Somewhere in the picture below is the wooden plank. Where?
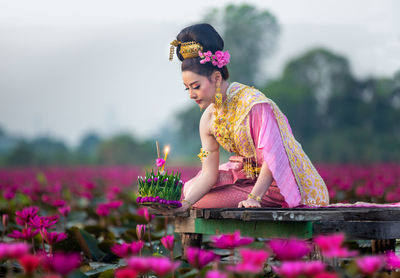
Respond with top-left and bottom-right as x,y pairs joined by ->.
200,207 -> 400,222
174,217 -> 196,233
313,221 -> 400,240
192,219 -> 313,238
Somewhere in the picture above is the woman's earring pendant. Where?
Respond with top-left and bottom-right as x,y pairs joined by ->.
215,85 -> 222,108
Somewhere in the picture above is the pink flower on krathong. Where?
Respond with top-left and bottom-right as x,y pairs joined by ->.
111,241 -> 144,257
115,267 -> 138,278
41,252 -> 81,276
268,238 -> 311,261
16,206 -> 39,226
136,224 -> 146,241
161,235 -> 174,251
211,230 -> 253,249
58,205 -> 71,217
136,207 -> 154,223
29,215 -> 59,230
19,254 -> 40,274
149,257 -> 180,276
187,247 -> 219,269
43,231 -> 68,245
386,251 -> 400,270
156,158 -> 165,167
206,270 -> 227,278
8,228 -> 39,240
272,261 -> 305,278
227,248 -> 269,274
356,255 -> 384,275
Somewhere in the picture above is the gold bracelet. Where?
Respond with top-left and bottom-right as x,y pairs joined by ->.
248,193 -> 261,202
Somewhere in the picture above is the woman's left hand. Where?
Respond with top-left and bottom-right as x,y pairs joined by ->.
238,198 -> 261,208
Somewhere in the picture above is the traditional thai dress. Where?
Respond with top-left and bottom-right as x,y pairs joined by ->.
183,82 -> 330,208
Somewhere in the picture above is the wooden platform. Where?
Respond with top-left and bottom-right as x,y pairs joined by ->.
173,207 -> 400,240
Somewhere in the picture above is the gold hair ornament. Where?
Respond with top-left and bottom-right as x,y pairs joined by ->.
169,40 -> 203,61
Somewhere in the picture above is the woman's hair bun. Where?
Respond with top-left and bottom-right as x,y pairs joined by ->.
176,23 -> 224,61
176,23 -> 229,80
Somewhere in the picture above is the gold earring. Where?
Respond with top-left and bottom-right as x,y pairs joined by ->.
215,85 -> 222,108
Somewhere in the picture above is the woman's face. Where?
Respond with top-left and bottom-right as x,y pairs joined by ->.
182,71 -> 216,110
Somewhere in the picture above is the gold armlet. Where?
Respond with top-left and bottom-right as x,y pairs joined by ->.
197,148 -> 210,162
248,193 -> 262,202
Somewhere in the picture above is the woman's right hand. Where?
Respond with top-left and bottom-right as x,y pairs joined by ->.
238,198 -> 261,208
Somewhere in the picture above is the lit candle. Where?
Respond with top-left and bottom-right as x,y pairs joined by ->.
161,145 -> 170,172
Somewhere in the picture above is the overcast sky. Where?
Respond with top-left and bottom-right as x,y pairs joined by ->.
0,0 -> 399,146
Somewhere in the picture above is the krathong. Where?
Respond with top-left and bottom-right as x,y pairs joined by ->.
136,149 -> 183,208
136,170 -> 183,208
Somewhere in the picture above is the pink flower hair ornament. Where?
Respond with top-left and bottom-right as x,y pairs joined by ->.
198,50 -> 230,68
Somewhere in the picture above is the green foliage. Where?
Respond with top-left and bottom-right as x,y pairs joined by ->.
262,48 -> 400,162
205,4 -> 280,85
97,133 -> 153,165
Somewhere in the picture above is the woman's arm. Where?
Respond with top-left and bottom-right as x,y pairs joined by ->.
238,161 -> 273,208
182,108 -> 220,206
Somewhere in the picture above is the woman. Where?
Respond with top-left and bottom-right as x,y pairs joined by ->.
170,23 -> 329,211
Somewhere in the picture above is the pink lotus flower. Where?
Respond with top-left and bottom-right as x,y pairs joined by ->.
115,267 -> 138,278
0,244 -> 7,260
136,207 -> 154,223
161,235 -> 174,251
211,230 -> 253,249
16,206 -> 39,226
302,261 -> 326,276
314,272 -> 339,278
96,204 -> 110,217
29,215 -> 59,230
51,199 -> 67,207
386,251 -> 400,270
272,261 -> 305,278
8,228 -> 39,240
227,248 -> 269,274
127,257 -> 152,273
111,241 -> 144,257
187,247 -> 219,269
3,188 -> 16,200
5,242 -> 31,259
149,257 -> 180,276
314,233 -> 344,251
268,238 -> 311,261
105,200 -> 123,209
156,158 -> 165,167
41,252 -> 81,276
313,233 -> 358,258
136,224 -> 146,241
43,231 -> 68,245
356,255 -> 384,275
206,270 -> 227,278
58,206 -> 71,217
19,254 -> 40,274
